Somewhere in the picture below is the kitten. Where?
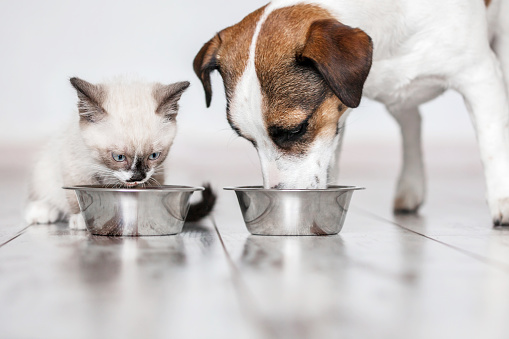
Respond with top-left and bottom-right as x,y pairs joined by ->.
25,77 -> 215,229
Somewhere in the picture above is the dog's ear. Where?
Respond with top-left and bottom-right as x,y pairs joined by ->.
299,19 -> 373,108
193,35 -> 221,107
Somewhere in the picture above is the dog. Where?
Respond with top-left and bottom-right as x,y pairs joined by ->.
193,0 -> 509,225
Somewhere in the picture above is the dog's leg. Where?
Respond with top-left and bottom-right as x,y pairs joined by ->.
492,34 -> 509,100
455,53 -> 509,225
389,105 -> 425,214
492,0 -> 509,98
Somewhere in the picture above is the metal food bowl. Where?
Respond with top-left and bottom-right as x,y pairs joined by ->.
224,186 -> 364,236
64,185 -> 204,236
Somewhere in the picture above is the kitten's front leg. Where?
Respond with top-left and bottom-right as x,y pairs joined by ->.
65,189 -> 86,230
69,213 -> 87,230
25,201 -> 61,224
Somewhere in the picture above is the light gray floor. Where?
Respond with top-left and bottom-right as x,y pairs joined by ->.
2,140 -> 509,339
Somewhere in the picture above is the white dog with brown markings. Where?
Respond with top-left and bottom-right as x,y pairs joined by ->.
194,0 -> 509,225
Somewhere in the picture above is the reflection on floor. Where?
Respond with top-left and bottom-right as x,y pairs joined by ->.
1,141 -> 509,339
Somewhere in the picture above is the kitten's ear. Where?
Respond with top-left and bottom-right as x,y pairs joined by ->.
70,77 -> 106,123
153,81 -> 190,121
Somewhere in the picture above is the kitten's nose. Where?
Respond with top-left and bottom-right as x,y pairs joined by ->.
127,172 -> 145,182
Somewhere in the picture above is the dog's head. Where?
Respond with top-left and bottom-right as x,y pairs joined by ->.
194,4 -> 372,188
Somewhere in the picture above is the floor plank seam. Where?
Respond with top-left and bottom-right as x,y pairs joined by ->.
352,206 -> 509,273
0,225 -> 29,249
210,217 -> 279,339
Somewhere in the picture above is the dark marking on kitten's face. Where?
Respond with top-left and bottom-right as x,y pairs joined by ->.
128,158 -> 149,182
99,148 -> 169,184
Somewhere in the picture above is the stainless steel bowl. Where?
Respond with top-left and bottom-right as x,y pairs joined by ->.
224,186 -> 364,236
63,185 -> 204,236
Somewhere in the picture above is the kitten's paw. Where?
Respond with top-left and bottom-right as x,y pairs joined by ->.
25,202 -> 60,224
488,196 -> 509,226
393,178 -> 425,214
69,214 -> 87,230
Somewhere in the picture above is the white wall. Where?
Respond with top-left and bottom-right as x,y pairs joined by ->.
0,0 -> 477,151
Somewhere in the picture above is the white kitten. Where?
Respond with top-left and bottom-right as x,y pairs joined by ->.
25,77 -> 214,229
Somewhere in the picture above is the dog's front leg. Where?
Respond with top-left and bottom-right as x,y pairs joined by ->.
389,105 -> 426,213
456,54 -> 509,225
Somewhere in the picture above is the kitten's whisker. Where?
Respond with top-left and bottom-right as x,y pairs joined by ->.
147,177 -> 162,187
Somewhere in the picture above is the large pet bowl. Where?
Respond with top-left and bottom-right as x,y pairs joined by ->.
64,185 -> 204,236
224,186 -> 364,236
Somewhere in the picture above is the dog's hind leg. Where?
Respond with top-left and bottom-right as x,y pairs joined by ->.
389,105 -> 426,214
455,51 -> 509,226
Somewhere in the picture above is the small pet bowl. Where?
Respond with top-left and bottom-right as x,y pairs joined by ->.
224,186 -> 364,236
64,185 -> 204,236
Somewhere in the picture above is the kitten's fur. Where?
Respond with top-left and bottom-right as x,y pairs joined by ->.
25,77 -> 215,229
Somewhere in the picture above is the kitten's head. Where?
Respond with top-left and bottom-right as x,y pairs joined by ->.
70,77 -> 189,187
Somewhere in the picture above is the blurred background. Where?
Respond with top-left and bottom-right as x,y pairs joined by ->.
0,0 -> 481,199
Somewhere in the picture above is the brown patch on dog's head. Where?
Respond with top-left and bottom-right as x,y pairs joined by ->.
484,0 -> 492,6
194,3 -> 372,157
193,5 -> 267,107
254,5 -> 372,111
255,4 -> 370,154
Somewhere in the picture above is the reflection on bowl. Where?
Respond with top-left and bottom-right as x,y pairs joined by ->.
224,186 -> 364,236
64,185 -> 204,236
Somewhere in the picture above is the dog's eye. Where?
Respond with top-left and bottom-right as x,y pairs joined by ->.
268,119 -> 309,148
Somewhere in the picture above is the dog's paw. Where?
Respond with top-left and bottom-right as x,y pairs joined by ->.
393,179 -> 425,214
69,213 -> 87,230
489,196 -> 509,226
25,201 -> 60,224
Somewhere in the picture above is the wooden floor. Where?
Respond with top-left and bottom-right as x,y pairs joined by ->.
2,140 -> 509,339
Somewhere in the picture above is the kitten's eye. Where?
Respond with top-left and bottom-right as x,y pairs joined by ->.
112,153 -> 126,162
148,152 -> 161,160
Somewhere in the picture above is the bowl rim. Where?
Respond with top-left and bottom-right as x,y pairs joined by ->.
223,185 -> 365,192
63,185 -> 205,192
